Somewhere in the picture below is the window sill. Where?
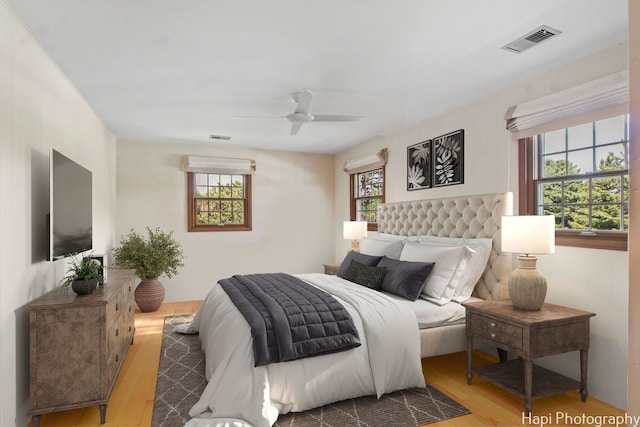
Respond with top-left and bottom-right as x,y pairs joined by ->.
555,230 -> 627,251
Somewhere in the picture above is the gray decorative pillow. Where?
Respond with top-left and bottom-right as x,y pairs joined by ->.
337,252 -> 384,278
377,257 -> 435,301
343,260 -> 387,290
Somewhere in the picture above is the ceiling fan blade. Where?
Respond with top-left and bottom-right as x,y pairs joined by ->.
290,122 -> 303,135
231,116 -> 284,119
294,90 -> 313,115
311,115 -> 363,122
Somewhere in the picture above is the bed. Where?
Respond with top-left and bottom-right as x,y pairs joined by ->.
182,192 -> 513,427
376,191 -> 513,357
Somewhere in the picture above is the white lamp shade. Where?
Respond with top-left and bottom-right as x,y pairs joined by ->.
501,215 -> 555,255
343,221 -> 368,240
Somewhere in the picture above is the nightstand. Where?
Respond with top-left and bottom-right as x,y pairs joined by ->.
463,299 -> 595,415
323,263 -> 340,275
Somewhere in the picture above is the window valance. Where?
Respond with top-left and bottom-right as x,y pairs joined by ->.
505,70 -> 629,137
343,148 -> 388,174
183,156 -> 256,174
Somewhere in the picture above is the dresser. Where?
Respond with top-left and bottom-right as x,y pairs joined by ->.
28,269 -> 136,426
463,299 -> 595,415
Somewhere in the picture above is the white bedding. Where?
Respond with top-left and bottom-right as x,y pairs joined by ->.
181,273 -> 426,427
384,293 -> 481,329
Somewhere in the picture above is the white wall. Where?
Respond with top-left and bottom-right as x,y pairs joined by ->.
0,3 -> 117,426
333,43 -> 629,409
116,140 -> 335,302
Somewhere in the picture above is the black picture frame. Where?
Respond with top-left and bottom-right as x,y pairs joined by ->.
407,140 -> 432,191
433,129 -> 464,187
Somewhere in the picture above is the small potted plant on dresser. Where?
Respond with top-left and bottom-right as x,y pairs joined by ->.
112,227 -> 185,312
59,253 -> 104,295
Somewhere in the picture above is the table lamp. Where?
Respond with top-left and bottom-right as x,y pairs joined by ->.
501,215 -> 555,310
343,221 -> 368,252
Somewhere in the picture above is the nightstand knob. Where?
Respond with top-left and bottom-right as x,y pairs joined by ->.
490,322 -> 496,327
490,333 -> 497,338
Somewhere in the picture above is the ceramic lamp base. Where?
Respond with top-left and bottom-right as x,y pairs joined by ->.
508,255 -> 547,311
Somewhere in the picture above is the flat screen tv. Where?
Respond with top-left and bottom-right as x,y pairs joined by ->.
48,148 -> 93,261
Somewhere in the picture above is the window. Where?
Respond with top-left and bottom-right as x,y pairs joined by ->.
350,167 -> 385,231
519,114 -> 629,250
187,172 -> 252,232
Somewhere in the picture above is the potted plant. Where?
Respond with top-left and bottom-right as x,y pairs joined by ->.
59,253 -> 104,295
112,227 -> 185,312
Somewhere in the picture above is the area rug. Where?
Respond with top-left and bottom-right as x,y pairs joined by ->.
152,315 -> 470,427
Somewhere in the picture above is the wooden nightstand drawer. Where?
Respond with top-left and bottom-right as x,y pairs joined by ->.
469,313 -> 523,350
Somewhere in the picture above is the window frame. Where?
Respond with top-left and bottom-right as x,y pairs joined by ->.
518,126 -> 628,251
187,172 -> 252,232
349,166 -> 385,232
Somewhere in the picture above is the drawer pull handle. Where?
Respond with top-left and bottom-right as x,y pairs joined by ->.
115,303 -> 119,311
116,354 -> 119,363
490,333 -> 497,338
115,328 -> 119,337
129,326 -> 132,332
490,322 -> 496,327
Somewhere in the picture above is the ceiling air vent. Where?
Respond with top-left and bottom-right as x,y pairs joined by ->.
502,25 -> 562,54
209,134 -> 232,141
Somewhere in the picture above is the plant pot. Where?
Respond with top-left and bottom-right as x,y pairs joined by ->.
72,278 -> 98,295
135,278 -> 165,312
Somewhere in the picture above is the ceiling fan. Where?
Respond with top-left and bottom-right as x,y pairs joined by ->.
243,90 -> 362,135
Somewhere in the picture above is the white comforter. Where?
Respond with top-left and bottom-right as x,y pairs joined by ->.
181,273 -> 425,427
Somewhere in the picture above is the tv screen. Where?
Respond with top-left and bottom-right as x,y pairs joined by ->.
49,149 -> 93,260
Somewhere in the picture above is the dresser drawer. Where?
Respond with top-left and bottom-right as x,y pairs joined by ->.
469,313 -> 523,350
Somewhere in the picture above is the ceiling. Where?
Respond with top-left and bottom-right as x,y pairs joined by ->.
6,0 -> 628,154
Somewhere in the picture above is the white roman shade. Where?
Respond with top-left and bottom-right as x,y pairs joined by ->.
183,156 -> 256,174
505,70 -> 629,138
343,148 -> 388,174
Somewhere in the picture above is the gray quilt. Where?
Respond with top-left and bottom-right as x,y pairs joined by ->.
219,273 -> 361,366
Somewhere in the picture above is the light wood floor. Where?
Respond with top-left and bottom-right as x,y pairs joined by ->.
31,300 -> 624,427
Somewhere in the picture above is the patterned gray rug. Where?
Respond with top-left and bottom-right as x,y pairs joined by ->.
152,316 -> 470,427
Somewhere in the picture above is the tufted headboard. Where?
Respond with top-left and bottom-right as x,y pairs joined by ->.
377,192 -> 513,301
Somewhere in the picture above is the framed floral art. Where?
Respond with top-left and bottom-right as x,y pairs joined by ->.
407,140 -> 432,191
433,129 -> 464,187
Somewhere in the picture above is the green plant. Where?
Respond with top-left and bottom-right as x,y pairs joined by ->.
59,253 -> 104,291
112,227 -> 185,279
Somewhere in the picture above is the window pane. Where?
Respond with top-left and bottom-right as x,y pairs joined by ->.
540,181 -> 562,205
592,176 -> 621,203
596,144 -> 627,171
567,123 -> 593,150
196,186 -> 209,197
231,184 -> 244,198
195,174 -> 208,186
564,205 -> 589,230
567,148 -> 593,174
592,204 -> 621,230
596,115 -> 626,145
542,154 -> 566,177
542,129 -> 565,154
564,179 -> 589,204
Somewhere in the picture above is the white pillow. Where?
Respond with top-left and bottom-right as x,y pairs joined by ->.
399,241 -> 471,305
359,238 -> 404,259
418,236 -> 492,302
